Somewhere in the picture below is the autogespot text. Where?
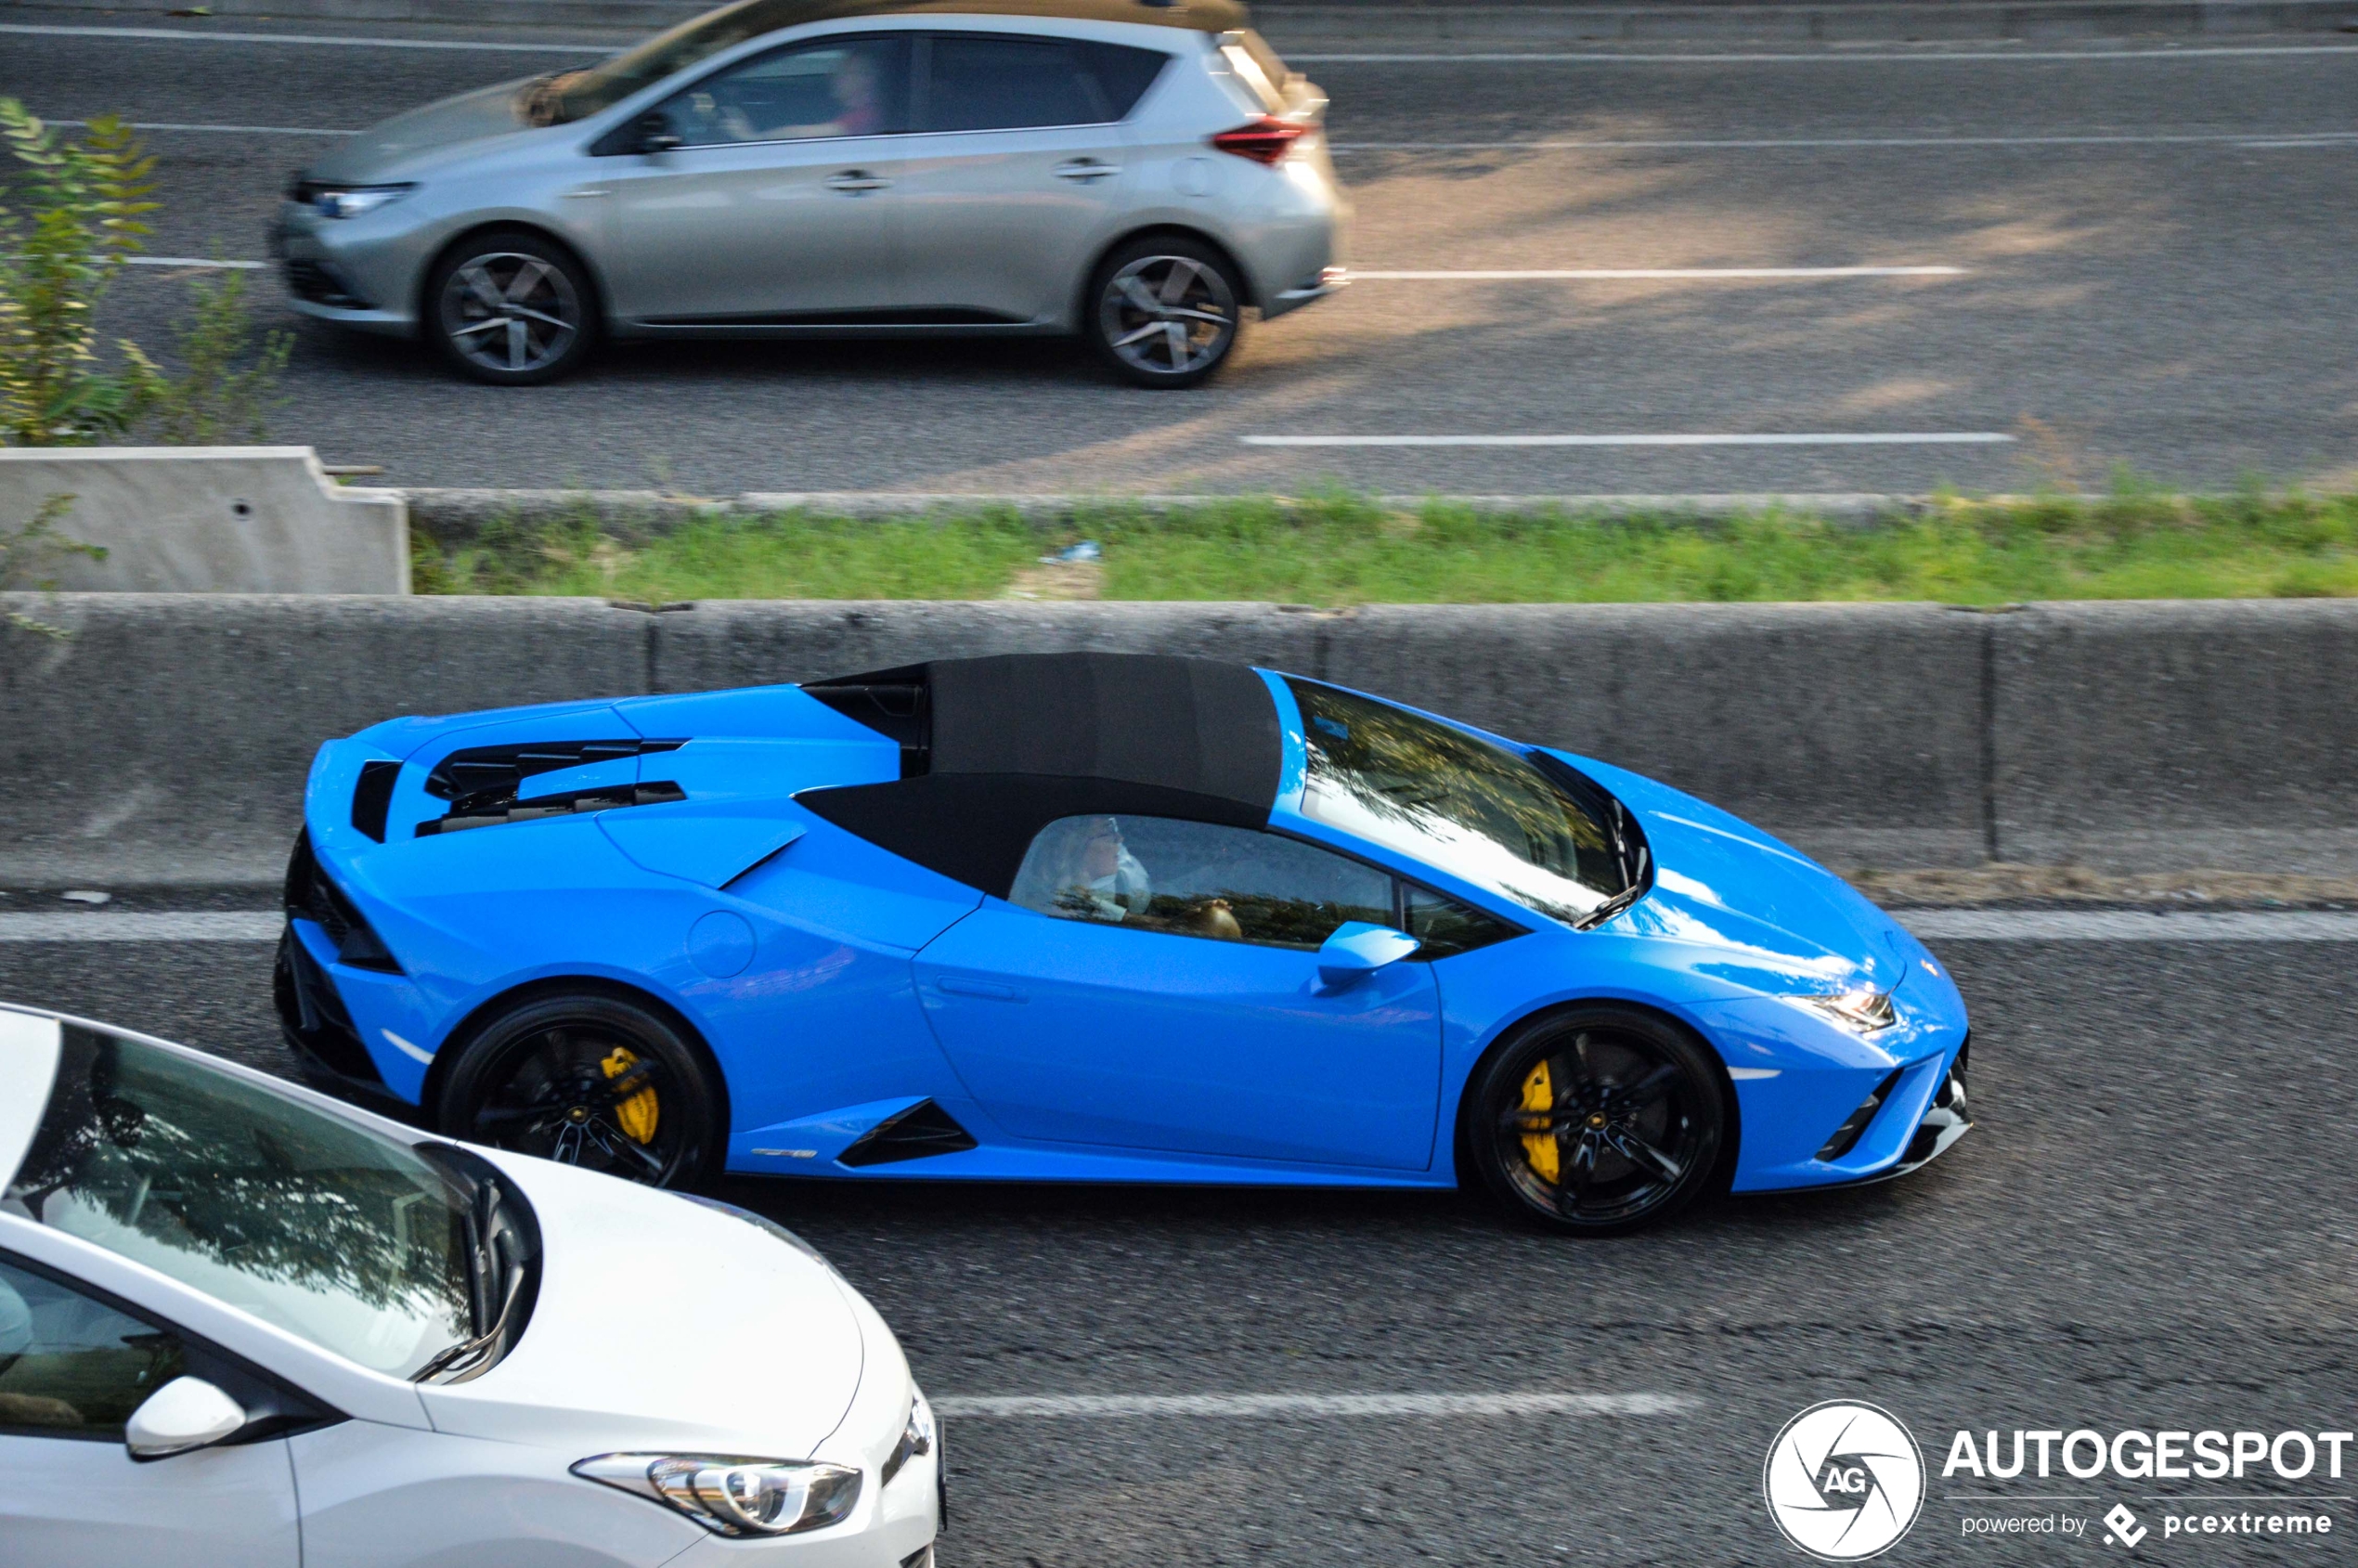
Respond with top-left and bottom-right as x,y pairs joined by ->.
1943,1429 -> 2353,1481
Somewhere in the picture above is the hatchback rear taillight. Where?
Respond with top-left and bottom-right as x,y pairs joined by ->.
1210,116 -> 1306,166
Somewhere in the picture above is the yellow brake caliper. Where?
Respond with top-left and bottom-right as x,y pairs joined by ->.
1520,1060 -> 1559,1184
602,1046 -> 661,1145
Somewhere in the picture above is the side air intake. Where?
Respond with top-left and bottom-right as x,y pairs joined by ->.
1816,1069 -> 1903,1162
837,1101 -> 978,1168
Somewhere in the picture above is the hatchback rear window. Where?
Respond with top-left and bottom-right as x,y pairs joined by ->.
920,34 -> 1170,131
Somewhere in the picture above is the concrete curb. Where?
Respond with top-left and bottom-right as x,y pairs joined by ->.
6,594 -> 2355,886
395,488 -> 1937,539
3,447 -> 408,594
9,0 -> 2356,43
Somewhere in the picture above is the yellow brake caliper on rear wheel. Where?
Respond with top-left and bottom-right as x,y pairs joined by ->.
1520,1060 -> 1559,1184
602,1046 -> 661,1145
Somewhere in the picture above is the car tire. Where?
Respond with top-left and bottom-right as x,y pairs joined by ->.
1464,1005 -> 1728,1237
1083,235 -> 1246,389
425,228 -> 599,385
437,991 -> 724,1189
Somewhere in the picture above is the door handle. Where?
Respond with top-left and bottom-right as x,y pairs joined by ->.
825,170 -> 890,193
1053,159 -> 1121,182
935,977 -> 1027,1002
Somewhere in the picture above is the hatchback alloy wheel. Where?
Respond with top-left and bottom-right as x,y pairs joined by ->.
427,229 -> 598,384
1086,238 -> 1243,388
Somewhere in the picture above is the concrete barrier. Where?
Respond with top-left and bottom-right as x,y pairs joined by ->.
0,595 -> 643,884
1,447 -> 408,595
3,593 -> 2353,884
1994,601 -> 2358,875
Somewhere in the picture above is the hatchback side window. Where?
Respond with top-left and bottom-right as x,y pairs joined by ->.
920,34 -> 1107,132
1009,814 -> 1393,949
662,34 -> 909,147
0,1258 -> 185,1442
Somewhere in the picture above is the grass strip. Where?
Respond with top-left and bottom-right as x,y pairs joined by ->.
411,488 -> 2358,604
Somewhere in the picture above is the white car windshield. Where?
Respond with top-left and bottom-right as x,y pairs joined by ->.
2,1025 -> 480,1378
1287,678 -> 1639,927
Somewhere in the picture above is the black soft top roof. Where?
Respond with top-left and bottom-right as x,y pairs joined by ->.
800,653 -> 1282,894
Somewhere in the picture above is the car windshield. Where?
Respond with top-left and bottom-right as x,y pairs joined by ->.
525,0 -> 789,123
1287,678 -> 1633,927
2,1025 -> 479,1378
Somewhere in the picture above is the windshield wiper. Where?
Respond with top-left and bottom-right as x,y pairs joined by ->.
1574,878 -> 1646,932
413,1232 -> 525,1382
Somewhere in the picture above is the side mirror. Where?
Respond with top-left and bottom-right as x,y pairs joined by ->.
635,111 -> 683,154
125,1376 -> 247,1460
1316,921 -> 1420,990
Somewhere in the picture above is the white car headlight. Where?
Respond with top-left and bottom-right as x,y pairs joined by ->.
309,184 -> 414,219
1798,989 -> 1898,1032
571,1453 -> 861,1536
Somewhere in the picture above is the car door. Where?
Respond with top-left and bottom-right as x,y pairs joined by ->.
893,32 -> 1157,323
598,32 -> 912,324
0,1256 -> 302,1568
914,813 -> 1444,1170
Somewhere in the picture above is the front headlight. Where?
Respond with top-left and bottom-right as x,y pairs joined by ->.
1798,989 -> 1898,1032
302,183 -> 415,219
881,1391 -> 936,1486
571,1453 -> 861,1536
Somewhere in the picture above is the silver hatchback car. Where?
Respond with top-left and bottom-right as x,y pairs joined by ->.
275,0 -> 1345,387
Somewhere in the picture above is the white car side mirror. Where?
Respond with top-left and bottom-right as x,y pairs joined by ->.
125,1376 -> 248,1460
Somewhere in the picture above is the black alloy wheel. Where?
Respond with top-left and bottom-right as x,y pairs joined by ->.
438,992 -> 722,1189
1083,234 -> 1244,389
1467,1006 -> 1726,1236
426,228 -> 598,385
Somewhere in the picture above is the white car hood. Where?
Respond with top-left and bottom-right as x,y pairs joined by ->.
415,1151 -> 864,1458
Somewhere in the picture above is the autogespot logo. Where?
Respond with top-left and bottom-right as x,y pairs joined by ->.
1765,1401 -> 1928,1561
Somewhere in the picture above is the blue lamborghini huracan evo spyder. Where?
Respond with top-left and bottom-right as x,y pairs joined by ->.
280,653 -> 1970,1234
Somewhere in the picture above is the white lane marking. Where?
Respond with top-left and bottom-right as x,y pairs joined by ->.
1291,45 -> 2358,63
932,1393 -> 1697,1419
0,913 -> 281,941
1337,132 -> 2358,150
381,1029 -> 434,1064
1241,433 -> 2015,447
1351,266 -> 1964,279
127,256 -> 268,269
0,22 -> 612,51
121,122 -> 352,136
1901,910 -> 2358,941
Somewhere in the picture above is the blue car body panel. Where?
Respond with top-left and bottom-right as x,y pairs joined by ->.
287,657 -> 1970,1198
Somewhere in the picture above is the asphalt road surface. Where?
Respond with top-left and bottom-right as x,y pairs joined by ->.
3,903 -> 2352,1564
7,13 -> 2358,496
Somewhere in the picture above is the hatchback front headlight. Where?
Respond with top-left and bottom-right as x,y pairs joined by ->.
298,183 -> 415,219
1798,989 -> 1898,1032
572,1453 -> 861,1536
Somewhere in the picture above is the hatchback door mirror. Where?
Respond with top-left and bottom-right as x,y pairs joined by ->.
125,1376 -> 248,1460
635,111 -> 683,154
1316,921 -> 1421,990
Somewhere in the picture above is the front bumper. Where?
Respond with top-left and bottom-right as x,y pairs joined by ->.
273,200 -> 422,335
1830,1040 -> 1973,1187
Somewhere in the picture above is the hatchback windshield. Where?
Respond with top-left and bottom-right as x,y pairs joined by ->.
1287,679 -> 1635,927
526,0 -> 794,123
3,1025 -> 477,1378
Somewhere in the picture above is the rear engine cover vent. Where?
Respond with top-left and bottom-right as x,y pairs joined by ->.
424,738 -> 685,801
418,781 -> 687,837
837,1100 -> 978,1167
